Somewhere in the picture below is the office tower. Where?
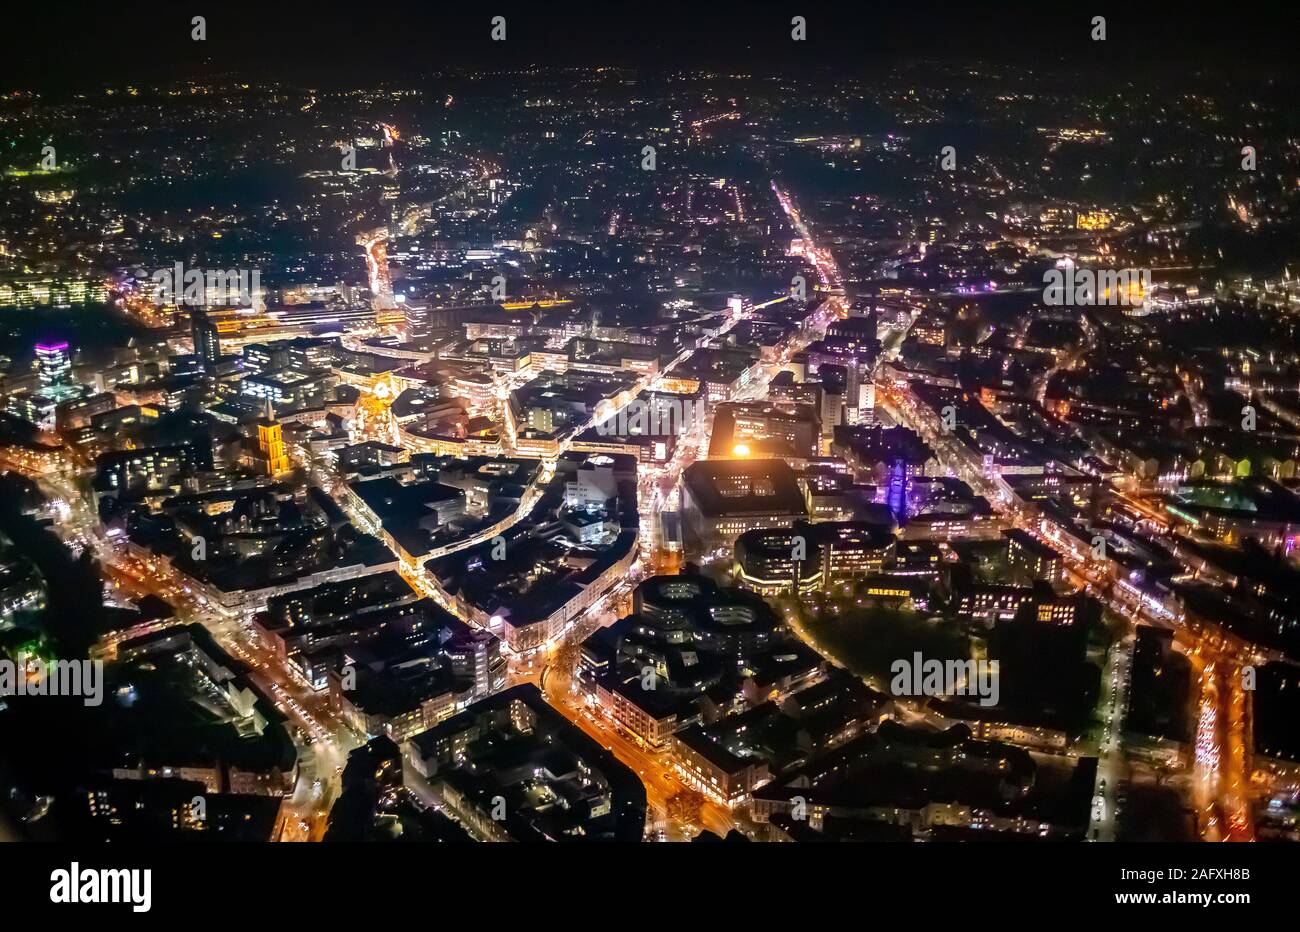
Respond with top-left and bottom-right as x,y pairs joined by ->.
191,309 -> 221,369
35,341 -> 72,391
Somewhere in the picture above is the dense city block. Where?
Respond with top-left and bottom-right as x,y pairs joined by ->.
0,6 -> 1296,858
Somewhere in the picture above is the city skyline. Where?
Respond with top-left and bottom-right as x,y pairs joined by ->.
0,2 -> 1292,910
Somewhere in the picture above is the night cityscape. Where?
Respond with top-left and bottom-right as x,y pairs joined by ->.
0,0 -> 1294,906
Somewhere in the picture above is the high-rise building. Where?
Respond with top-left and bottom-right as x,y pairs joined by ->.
35,341 -> 72,391
819,365 -> 846,437
860,381 -> 877,425
402,301 -> 431,341
191,309 -> 221,369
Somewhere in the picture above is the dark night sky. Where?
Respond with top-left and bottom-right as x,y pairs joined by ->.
3,1 -> 1296,89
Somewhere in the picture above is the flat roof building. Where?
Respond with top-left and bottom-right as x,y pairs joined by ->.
681,458 -> 807,555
